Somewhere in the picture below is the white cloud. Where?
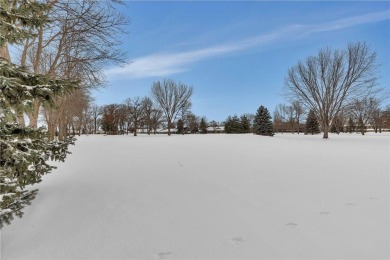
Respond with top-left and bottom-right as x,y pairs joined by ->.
106,10 -> 390,80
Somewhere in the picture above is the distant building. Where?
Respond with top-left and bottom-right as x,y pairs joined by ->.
206,126 -> 225,133
156,128 -> 178,134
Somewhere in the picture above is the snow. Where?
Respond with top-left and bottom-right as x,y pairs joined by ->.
1,133 -> 389,259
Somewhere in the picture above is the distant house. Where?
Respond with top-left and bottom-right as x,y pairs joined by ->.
206,126 -> 225,133
156,128 -> 178,134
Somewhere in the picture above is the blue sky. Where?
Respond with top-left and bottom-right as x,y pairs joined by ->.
93,1 -> 390,122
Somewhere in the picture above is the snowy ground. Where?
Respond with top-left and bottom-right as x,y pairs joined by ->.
1,133 -> 389,259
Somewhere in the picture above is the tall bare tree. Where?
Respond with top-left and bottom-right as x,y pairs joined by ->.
273,104 -> 287,133
285,42 -> 378,139
382,105 -> 390,130
186,112 -> 199,134
19,0 -> 128,131
292,100 -> 305,134
347,97 -> 381,135
151,79 -> 193,136
150,107 -> 164,134
124,97 -> 146,136
90,104 -> 102,134
283,105 -> 295,133
142,97 -> 154,135
370,108 -> 383,133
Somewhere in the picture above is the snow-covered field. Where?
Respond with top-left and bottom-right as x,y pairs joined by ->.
1,133 -> 389,259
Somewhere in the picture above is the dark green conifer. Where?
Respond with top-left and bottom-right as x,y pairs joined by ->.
254,106 -> 274,136
200,118 -> 207,134
177,119 -> 184,134
224,115 -> 242,134
305,109 -> 320,135
240,115 -> 251,133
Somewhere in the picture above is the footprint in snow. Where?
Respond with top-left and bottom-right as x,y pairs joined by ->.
178,161 -> 183,167
229,237 -> 245,246
286,222 -> 298,228
319,211 -> 330,216
153,252 -> 172,260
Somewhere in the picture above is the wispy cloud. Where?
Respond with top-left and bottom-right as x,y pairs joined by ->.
106,10 -> 390,80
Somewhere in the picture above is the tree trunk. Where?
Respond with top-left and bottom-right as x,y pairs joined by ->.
322,121 -> 330,139
58,118 -> 64,141
48,121 -> 56,141
17,111 -> 26,127
27,99 -> 40,128
0,45 -> 11,60
322,128 -> 329,139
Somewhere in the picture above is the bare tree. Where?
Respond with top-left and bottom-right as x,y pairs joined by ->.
382,105 -> 390,131
273,104 -> 287,133
330,111 -> 346,134
124,97 -> 146,136
19,0 -> 128,130
283,105 -> 295,133
347,97 -> 380,135
90,104 -> 102,134
292,100 -> 305,134
142,97 -> 154,135
101,104 -> 120,135
186,112 -> 199,134
151,79 -> 193,136
118,104 -> 128,134
285,42 -> 378,139
370,108 -> 383,133
150,108 -> 164,134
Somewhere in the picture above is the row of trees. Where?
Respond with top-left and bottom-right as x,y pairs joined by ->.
65,41 -> 390,140
272,99 -> 390,135
224,114 -> 253,134
74,79 -> 196,136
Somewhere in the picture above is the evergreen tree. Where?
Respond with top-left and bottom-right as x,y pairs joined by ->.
0,1 -> 78,228
199,118 -> 207,134
224,115 -> 242,134
240,115 -> 251,133
305,109 -> 320,135
254,106 -> 274,136
346,116 -> 355,134
224,116 -> 233,133
231,115 -> 242,133
0,0 -> 50,59
177,119 -> 184,134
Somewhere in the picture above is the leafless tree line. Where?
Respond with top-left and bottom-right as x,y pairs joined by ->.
273,101 -> 306,133
98,97 -> 164,136
273,97 -> 390,135
4,0 -> 128,140
88,79 -> 194,136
